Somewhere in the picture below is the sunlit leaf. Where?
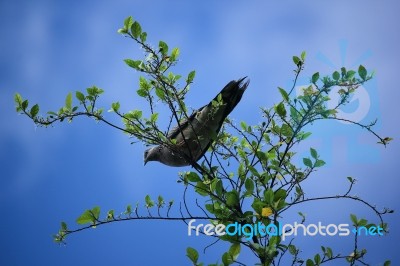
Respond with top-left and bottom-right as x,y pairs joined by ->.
186,247 -> 199,263
170,47 -> 180,61
187,70 -> 196,83
76,91 -> 85,102
228,243 -> 241,261
65,93 -> 72,110
278,87 -> 289,102
159,41 -> 168,55
262,207 -> 273,217
131,21 -> 142,38
30,104 -> 39,118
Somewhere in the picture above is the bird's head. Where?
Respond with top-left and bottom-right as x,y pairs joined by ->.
143,146 -> 160,166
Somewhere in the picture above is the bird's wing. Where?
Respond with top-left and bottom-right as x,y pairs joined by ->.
166,106 -> 205,139
164,77 -> 249,163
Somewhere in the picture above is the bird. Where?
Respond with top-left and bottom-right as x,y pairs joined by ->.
144,77 -> 249,167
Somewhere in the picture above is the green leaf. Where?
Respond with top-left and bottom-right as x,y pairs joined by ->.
159,41 -> 168,55
124,59 -> 142,70
150,112 -> 159,123
240,121 -> 248,132
157,195 -> 164,207
86,86 -> 95,96
384,260 -> 391,266
30,104 -> 39,118
292,56 -> 300,65
278,87 -> 289,102
315,159 -> 326,167
245,178 -> 254,194
358,65 -> 367,80
186,172 -> 201,182
195,181 -> 209,196
140,32 -> 147,43
341,67 -> 347,77
281,124 -> 293,137
275,102 -> 286,118
91,206 -> 100,220
76,207 -> 99,225
347,70 -> 356,79
256,150 -> 267,162
350,214 -> 358,225
266,149 -> 276,160
125,204 -> 132,215
290,107 -> 299,123
311,72 -> 319,84
14,93 -> 23,105
65,93 -> 73,110
248,165 -> 260,177
76,91 -> 85,102
61,221 -> 67,231
145,195 -> 154,208
306,259 -> 315,266
222,252 -> 233,266
228,243 -> 241,261
303,158 -> 312,168
274,189 -> 287,201
326,247 -> 333,258
314,254 -> 321,264
226,191 -> 239,207
205,203 -> 215,214
111,102 -> 120,112
131,21 -> 142,38
21,99 -> 29,111
264,189 -> 274,204
301,51 -> 306,61
332,71 -> 340,81
170,47 -> 180,61
137,88 -> 148,97
358,219 -> 368,227
123,16 -> 133,30
186,247 -> 199,263
76,210 -> 93,225
107,210 -> 114,220
128,110 -> 142,119
187,70 -> 196,83
251,198 -> 265,215
298,131 -> 312,140
215,180 -> 223,197
310,148 -> 317,159
155,87 -> 166,100
117,28 -> 128,34
288,245 -> 297,255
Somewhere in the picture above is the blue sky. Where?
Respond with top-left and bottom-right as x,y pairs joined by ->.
1,0 -> 399,265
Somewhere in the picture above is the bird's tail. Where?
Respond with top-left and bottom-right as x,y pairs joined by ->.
218,77 -> 249,116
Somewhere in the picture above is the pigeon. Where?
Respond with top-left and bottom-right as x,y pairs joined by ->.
144,77 -> 249,167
